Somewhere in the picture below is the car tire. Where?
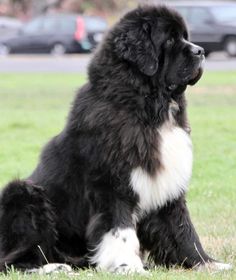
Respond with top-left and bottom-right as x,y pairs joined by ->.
224,36 -> 236,57
0,44 -> 10,56
50,43 -> 67,56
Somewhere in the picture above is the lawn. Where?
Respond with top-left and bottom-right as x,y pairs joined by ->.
0,71 -> 235,279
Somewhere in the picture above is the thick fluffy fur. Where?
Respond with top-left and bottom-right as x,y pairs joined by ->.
0,5 -> 224,273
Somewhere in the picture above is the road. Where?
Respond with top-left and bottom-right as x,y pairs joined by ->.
0,52 -> 235,73
0,54 -> 90,73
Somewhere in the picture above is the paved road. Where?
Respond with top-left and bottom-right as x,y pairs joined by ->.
205,52 -> 236,71
0,52 -> 235,73
0,54 -> 91,73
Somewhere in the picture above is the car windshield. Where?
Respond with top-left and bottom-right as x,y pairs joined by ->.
211,6 -> 236,23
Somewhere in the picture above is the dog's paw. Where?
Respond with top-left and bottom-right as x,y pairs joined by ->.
26,263 -> 73,274
111,256 -> 147,275
113,263 -> 147,275
197,261 -> 232,272
41,263 -> 73,274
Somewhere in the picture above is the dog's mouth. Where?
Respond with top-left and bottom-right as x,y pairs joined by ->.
167,67 -> 203,91
187,67 -> 203,85
187,55 -> 205,85
181,54 -> 205,86
166,56 -> 205,91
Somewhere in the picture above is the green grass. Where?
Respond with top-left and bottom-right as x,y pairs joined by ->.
0,72 -> 235,279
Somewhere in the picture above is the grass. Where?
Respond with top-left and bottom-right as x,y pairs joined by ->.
0,71 -> 235,279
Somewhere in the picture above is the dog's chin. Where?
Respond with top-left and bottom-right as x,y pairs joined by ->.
187,67 -> 203,86
167,66 -> 204,92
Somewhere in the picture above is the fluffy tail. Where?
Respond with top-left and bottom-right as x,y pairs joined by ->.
0,180 -> 58,271
0,246 -> 33,272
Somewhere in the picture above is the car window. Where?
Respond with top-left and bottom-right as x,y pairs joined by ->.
211,6 -> 236,23
42,17 -> 58,33
0,18 -> 22,29
23,18 -> 43,34
174,7 -> 190,22
59,18 -> 76,33
35,16 -> 76,33
189,7 -> 211,25
84,17 -> 107,32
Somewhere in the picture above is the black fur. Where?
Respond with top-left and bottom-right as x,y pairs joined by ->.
0,5 -> 214,272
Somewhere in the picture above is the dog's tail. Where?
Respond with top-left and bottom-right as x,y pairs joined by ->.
0,179 -> 58,271
0,245 -> 33,272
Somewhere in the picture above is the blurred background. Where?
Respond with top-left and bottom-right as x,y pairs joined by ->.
0,0 -> 236,72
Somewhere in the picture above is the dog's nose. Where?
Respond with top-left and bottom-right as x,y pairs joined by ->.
191,44 -> 205,56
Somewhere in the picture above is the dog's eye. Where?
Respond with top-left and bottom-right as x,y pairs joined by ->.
166,38 -> 175,46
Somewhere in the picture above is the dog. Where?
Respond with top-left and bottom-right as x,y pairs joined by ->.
0,5 -> 231,274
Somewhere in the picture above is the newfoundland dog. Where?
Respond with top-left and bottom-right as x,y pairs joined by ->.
0,5 -> 231,273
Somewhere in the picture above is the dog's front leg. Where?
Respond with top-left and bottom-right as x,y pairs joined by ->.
86,204 -> 145,274
137,195 -> 214,269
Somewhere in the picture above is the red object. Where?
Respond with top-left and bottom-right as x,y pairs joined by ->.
74,16 -> 85,41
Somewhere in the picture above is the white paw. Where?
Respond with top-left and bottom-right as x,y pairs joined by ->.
210,262 -> 232,271
111,255 -> 146,274
197,261 -> 232,272
26,263 -> 73,274
92,228 -> 146,274
113,264 -> 147,274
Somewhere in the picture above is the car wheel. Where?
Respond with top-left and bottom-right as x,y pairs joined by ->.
50,43 -> 67,56
224,37 -> 236,57
0,44 -> 10,56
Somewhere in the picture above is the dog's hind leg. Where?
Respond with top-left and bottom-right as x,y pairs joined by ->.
0,180 -> 60,272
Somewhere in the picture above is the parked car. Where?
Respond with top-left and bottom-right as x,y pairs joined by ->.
168,1 -> 236,57
0,16 -> 23,38
0,13 -> 108,55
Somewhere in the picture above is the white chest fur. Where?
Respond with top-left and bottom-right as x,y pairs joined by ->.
130,125 -> 193,213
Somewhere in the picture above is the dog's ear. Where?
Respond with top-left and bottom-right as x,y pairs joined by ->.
114,22 -> 159,76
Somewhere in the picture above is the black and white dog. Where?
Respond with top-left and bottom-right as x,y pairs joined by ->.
0,5 -> 231,273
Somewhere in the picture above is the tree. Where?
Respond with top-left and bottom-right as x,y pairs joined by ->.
48,0 -> 137,14
10,0 -> 31,13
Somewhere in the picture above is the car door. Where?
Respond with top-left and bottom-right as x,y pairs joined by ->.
12,17 -> 44,53
40,17 -> 60,52
188,7 -> 221,45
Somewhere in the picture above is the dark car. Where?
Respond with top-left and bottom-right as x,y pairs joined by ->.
0,16 -> 23,39
168,1 -> 236,57
0,13 -> 108,55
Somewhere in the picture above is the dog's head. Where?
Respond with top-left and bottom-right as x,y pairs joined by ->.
112,5 -> 204,91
